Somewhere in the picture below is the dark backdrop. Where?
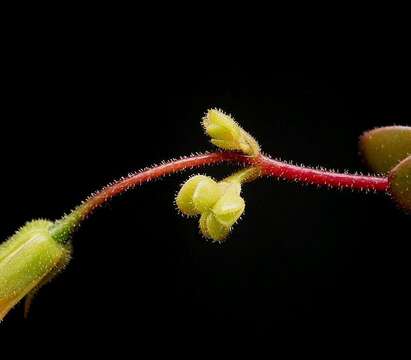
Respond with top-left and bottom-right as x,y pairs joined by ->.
0,35 -> 410,350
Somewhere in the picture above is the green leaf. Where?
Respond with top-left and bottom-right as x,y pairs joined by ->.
389,155 -> 411,213
360,126 -> 411,174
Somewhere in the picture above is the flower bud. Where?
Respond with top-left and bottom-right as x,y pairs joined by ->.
177,169 -> 254,242
389,155 -> 411,213
202,109 -> 260,156
0,220 -> 72,321
199,212 -> 230,242
198,182 -> 245,242
212,183 -> 245,227
176,175 -> 221,216
360,126 -> 411,174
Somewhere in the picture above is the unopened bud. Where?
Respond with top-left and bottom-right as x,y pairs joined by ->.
0,220 -> 72,321
389,155 -> 411,213
199,212 -> 231,242
212,183 -> 245,228
202,109 -> 260,156
176,168 -> 257,242
176,175 -> 221,216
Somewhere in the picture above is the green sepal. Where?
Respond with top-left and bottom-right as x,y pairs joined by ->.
199,212 -> 230,242
0,219 -> 72,320
360,126 -> 411,174
24,242 -> 72,318
389,155 -> 411,213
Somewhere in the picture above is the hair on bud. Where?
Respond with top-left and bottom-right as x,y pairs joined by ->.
176,169 -> 249,242
0,220 -> 72,321
202,108 -> 261,156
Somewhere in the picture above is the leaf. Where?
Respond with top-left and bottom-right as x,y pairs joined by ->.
389,155 -> 411,213
360,126 -> 411,174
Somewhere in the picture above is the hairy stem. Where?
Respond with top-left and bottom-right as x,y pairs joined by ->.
50,152 -> 389,243
257,156 -> 389,191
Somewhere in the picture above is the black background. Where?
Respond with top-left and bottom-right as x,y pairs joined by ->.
1,26 -> 410,351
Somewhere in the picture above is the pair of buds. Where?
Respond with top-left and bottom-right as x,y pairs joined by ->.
176,175 -> 245,242
175,109 -> 261,242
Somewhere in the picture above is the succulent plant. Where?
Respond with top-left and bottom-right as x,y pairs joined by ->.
0,109 -> 409,321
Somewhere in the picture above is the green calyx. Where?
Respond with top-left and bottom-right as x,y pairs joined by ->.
0,220 -> 72,320
389,156 -> 411,213
360,126 -> 411,174
360,125 -> 411,212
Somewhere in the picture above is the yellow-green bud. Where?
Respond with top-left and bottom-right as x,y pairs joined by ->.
198,182 -> 245,242
176,174 -> 247,242
199,212 -> 231,242
212,182 -> 245,227
0,220 -> 71,321
202,109 -> 261,156
176,166 -> 260,242
176,175 -> 221,216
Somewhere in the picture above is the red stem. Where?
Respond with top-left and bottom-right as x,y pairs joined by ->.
82,152 -> 388,211
81,151 -> 388,214
257,155 -> 389,191
81,152 -> 250,214
51,151 -> 389,242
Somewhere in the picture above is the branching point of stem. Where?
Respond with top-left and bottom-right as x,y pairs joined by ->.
50,152 -> 388,243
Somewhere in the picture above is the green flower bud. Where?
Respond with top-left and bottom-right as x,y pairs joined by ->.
0,220 -> 71,321
199,212 -> 211,239
360,126 -> 411,174
177,167 -> 259,242
197,182 -> 245,242
202,109 -> 261,156
199,212 -> 231,242
389,155 -> 411,213
212,183 -> 245,228
176,175 -> 221,216
192,177 -> 222,213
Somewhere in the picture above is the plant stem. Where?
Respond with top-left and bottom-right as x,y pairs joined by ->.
50,152 -> 247,242
50,152 -> 389,243
257,155 -> 389,191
